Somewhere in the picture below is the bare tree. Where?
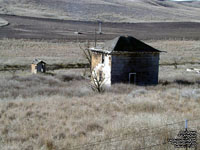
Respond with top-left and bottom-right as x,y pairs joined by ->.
80,41 -> 105,93
80,41 -> 92,68
90,70 -> 105,93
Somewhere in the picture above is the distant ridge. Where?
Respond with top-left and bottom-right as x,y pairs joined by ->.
0,0 -> 200,23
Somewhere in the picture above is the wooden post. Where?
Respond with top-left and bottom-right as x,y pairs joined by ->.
185,120 -> 188,130
99,21 -> 102,33
185,120 -> 188,150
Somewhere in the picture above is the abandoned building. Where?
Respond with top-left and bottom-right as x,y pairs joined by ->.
31,59 -> 46,74
90,36 -> 161,86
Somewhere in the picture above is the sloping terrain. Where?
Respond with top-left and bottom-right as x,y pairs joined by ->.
1,14 -> 200,41
0,0 -> 200,22
0,17 -> 8,27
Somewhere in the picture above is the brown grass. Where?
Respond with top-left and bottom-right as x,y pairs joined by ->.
0,39 -> 199,67
0,72 -> 200,150
0,38 -> 200,150
0,73 -> 92,99
147,40 -> 200,65
0,39 -> 86,66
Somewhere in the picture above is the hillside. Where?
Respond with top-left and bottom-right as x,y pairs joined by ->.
0,17 -> 8,27
0,0 -> 200,23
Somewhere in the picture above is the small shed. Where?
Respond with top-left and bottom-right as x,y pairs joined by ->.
90,36 -> 162,86
31,59 -> 46,74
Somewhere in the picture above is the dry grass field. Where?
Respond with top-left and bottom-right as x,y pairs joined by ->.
0,73 -> 200,150
0,38 -> 200,150
148,40 -> 200,65
0,39 -> 86,66
0,1 -> 200,149
0,39 -> 199,67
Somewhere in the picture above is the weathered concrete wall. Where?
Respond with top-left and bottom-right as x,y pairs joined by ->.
91,52 -> 102,70
91,52 -> 111,86
102,54 -> 111,85
111,53 -> 160,85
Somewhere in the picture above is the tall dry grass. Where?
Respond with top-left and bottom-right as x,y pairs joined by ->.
0,73 -> 200,150
0,38 -> 200,150
0,73 -> 92,99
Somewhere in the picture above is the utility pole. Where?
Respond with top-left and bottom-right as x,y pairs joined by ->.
94,28 -> 97,48
97,21 -> 103,34
98,21 -> 102,34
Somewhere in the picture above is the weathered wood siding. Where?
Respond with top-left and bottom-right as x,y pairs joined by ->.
31,63 -> 46,74
37,63 -> 46,73
31,64 -> 37,74
111,53 -> 160,85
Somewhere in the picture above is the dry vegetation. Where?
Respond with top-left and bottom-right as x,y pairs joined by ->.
0,39 -> 200,150
148,40 -> 200,65
0,1 -> 200,148
0,39 -> 200,67
0,39 -> 86,66
0,72 -> 200,150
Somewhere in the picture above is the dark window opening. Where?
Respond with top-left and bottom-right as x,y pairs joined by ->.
102,54 -> 105,64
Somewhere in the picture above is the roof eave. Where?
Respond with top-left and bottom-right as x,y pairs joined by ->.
90,47 -> 162,53
110,51 -> 161,55
89,48 -> 111,54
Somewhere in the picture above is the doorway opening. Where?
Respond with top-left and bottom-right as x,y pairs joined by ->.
129,73 -> 136,84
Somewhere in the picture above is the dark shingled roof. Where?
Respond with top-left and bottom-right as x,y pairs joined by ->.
32,59 -> 46,65
101,36 -> 161,53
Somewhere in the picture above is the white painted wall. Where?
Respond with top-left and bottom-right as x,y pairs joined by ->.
102,55 -> 111,86
92,54 -> 111,86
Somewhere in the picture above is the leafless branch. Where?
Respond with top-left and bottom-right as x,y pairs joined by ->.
80,41 -> 105,93
90,70 -> 105,93
79,41 -> 92,68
